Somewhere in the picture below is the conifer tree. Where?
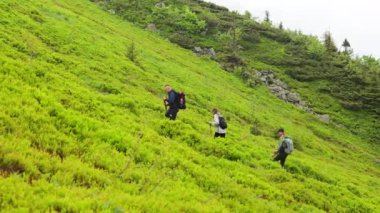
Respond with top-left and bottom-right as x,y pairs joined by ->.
279,22 -> 283,30
323,31 -> 338,52
264,10 -> 270,23
342,38 -> 351,53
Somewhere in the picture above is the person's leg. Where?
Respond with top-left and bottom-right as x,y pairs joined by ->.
166,108 -> 177,120
280,154 -> 288,168
214,132 -> 220,138
171,108 -> 179,120
165,109 -> 171,119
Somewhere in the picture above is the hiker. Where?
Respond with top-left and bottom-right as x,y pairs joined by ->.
209,108 -> 227,138
163,84 -> 180,120
272,128 -> 294,168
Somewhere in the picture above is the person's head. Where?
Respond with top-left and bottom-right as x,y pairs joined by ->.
165,84 -> 172,93
277,128 -> 285,138
212,108 -> 219,115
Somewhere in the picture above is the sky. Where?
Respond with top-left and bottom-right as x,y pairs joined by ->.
207,0 -> 380,58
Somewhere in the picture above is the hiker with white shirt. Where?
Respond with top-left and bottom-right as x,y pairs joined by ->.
272,128 -> 294,168
209,108 -> 228,138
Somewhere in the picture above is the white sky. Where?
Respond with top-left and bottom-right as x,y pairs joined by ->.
207,0 -> 380,58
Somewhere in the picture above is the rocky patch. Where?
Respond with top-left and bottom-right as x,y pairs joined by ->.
257,70 -> 330,123
193,46 -> 217,58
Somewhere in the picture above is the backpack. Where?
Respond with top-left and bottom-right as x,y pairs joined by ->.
218,116 -> 228,129
175,92 -> 186,110
283,137 -> 294,154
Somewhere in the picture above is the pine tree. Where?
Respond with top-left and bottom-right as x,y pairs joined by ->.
244,10 -> 252,19
342,38 -> 351,53
279,22 -> 283,30
127,41 -> 137,62
264,10 -> 270,22
323,31 -> 337,52
229,11 -> 242,56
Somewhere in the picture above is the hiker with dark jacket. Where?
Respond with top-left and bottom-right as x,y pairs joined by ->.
163,84 -> 179,120
273,128 -> 293,168
209,108 -> 227,138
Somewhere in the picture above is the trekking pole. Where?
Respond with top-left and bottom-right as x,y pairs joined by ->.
163,99 -> 167,111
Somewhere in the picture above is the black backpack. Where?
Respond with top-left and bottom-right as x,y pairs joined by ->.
218,116 -> 227,129
174,91 -> 186,110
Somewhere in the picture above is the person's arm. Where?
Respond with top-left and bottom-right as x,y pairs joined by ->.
210,114 -> 219,127
277,138 -> 286,153
277,140 -> 282,151
163,95 -> 168,107
273,137 -> 284,154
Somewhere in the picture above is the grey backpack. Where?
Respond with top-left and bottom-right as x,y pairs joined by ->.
284,137 -> 294,154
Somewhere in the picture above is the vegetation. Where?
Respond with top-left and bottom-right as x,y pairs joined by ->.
93,0 -> 379,142
0,0 -> 379,212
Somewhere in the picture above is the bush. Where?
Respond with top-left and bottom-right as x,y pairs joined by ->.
241,20 -> 260,43
169,33 -> 194,49
126,41 -> 139,63
151,6 -> 205,34
240,69 -> 261,88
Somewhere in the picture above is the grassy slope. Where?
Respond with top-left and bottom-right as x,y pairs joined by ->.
0,0 -> 379,212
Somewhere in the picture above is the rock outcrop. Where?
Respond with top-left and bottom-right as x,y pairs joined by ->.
193,47 -> 217,58
318,114 -> 331,123
257,70 -> 331,123
146,23 -> 157,32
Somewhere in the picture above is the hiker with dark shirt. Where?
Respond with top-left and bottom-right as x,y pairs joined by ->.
163,84 -> 179,120
273,128 -> 294,168
209,108 -> 227,138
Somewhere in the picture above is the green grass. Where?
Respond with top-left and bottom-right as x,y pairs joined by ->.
0,0 -> 379,212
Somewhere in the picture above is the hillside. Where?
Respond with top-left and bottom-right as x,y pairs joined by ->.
93,0 -> 379,142
0,0 -> 379,212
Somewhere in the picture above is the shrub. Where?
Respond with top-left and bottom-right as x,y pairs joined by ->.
126,41 -> 139,63
151,6 -> 205,34
168,33 -> 194,49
